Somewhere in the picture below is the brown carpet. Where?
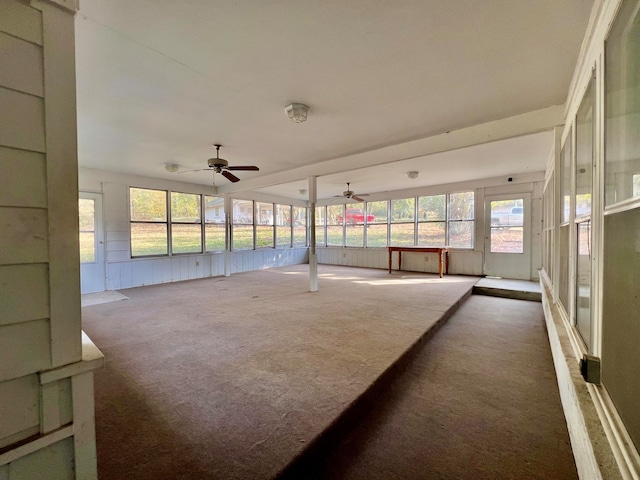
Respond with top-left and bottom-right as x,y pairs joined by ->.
82,265 -> 479,480
287,295 -> 577,480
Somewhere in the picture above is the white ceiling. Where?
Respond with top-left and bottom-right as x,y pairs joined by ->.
75,0 -> 593,200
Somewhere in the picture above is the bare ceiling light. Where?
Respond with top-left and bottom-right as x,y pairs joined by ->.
165,163 -> 180,173
299,189 -> 307,195
285,103 -> 310,123
407,171 -> 419,179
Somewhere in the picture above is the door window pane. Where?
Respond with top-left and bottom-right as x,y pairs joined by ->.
79,198 -> 95,263
489,199 -> 523,253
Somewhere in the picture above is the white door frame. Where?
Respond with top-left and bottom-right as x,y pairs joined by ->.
483,193 -> 532,280
79,192 -> 105,294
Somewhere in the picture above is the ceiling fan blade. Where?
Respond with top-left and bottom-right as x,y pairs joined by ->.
178,168 -> 210,174
226,166 -> 259,171
352,196 -> 366,202
222,170 -> 241,183
357,193 -> 370,196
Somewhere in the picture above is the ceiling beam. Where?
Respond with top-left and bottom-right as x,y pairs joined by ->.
217,104 -> 564,195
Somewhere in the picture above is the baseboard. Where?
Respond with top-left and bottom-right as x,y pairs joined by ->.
540,275 -> 640,480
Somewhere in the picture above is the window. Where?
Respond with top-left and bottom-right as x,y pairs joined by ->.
366,200 -> 388,247
560,134 -> 572,224
489,199 -> 523,253
418,195 -> 446,246
276,204 -> 292,247
79,198 -> 96,262
448,191 -> 474,248
345,202 -> 365,247
204,196 -> 225,251
605,0 -> 640,206
232,199 -> 254,250
293,207 -> 307,247
576,74 -> 594,219
315,207 -> 326,246
130,187 -> 168,256
171,192 -> 202,254
390,198 -> 415,245
326,205 -> 344,246
255,202 -> 274,248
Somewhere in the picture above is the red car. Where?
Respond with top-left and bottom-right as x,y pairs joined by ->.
337,208 -> 375,224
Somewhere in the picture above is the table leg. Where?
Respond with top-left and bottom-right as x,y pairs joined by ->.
388,250 -> 392,273
445,250 -> 450,275
438,250 -> 443,278
399,251 -> 402,272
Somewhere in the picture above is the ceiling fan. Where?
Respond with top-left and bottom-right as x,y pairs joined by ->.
333,183 -> 370,202
179,144 -> 259,183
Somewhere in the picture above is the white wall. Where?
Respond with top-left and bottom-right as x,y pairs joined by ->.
79,168 -> 308,290
317,175 -> 544,279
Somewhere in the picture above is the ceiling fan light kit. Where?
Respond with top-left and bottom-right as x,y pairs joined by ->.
285,103 -> 310,123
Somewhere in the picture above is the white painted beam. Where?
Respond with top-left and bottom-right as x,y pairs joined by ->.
217,105 -> 564,194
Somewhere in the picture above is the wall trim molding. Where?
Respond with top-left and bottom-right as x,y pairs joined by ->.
540,274 -> 639,479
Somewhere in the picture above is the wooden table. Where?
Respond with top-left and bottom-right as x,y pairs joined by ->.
388,246 -> 451,278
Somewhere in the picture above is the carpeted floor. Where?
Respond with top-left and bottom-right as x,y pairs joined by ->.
288,295 -> 577,480
82,265 -> 479,480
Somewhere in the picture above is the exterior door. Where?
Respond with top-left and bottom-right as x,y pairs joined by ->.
79,192 -> 105,294
484,194 -> 531,280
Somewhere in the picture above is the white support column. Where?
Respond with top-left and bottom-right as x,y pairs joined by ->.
224,193 -> 231,277
308,176 -> 318,292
